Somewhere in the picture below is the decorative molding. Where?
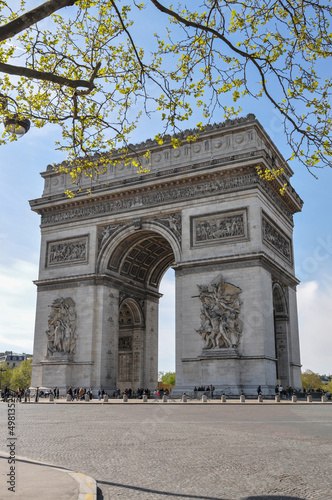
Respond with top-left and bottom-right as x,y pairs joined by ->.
262,214 -> 292,263
46,236 -> 89,267
196,274 -> 243,350
191,209 -> 247,248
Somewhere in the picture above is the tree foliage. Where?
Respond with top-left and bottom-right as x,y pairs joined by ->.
301,369 -> 324,391
9,359 -> 32,390
160,371 -> 175,386
0,361 -> 12,389
0,0 -> 331,190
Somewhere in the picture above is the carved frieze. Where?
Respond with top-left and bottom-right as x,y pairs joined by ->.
41,173 -> 259,226
191,209 -> 247,247
46,236 -> 88,267
262,215 -> 292,263
196,275 -> 243,350
45,297 -> 77,358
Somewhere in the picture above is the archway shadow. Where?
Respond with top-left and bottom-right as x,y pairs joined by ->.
96,480 -> 305,500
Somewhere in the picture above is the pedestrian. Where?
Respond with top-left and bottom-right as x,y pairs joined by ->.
35,387 -> 39,403
257,385 -> 262,396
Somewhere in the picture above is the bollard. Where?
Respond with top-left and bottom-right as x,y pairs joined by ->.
258,394 -> 263,403
201,394 -> 207,403
221,394 -> 227,403
182,394 -> 187,403
162,395 -> 168,403
66,394 -> 71,402
103,395 -> 109,402
321,395 -> 328,403
143,395 -> 148,402
49,394 -> 54,402
123,394 -> 128,402
306,395 -> 312,403
85,394 -> 90,402
275,395 -> 280,403
291,395 -> 297,403
240,394 -> 245,403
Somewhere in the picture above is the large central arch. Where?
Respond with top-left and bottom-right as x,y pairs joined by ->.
30,115 -> 303,395
97,225 -> 177,391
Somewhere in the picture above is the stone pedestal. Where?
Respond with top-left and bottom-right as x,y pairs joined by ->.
66,394 -> 71,402
123,394 -> 128,402
162,395 -> 168,403
240,395 -> 245,403
103,395 -> 109,402
307,395 -> 312,403
275,395 -> 280,402
221,394 -> 227,403
143,395 -> 148,402
258,395 -> 263,403
291,395 -> 297,403
49,394 -> 54,402
321,395 -> 328,403
85,394 -> 90,402
182,395 -> 187,403
201,394 -> 207,403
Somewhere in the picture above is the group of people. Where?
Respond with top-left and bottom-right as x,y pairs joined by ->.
1,386 -> 31,402
194,385 -> 215,397
67,386 -> 93,400
275,384 -> 294,398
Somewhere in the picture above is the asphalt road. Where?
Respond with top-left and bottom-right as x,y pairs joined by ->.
0,402 -> 331,500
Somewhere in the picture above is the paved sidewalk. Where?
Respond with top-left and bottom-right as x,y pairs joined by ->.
0,454 -> 97,499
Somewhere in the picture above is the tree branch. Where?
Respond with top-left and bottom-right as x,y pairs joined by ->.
0,61 -> 94,89
0,0 -> 76,42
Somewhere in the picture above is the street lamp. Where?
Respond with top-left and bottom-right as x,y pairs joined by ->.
0,93 -> 31,137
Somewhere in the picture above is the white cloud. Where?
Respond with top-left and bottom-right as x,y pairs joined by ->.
297,280 -> 332,375
0,259 -> 37,354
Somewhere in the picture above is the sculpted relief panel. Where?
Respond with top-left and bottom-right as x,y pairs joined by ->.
45,297 -> 77,358
46,236 -> 88,266
196,275 -> 243,349
262,215 -> 292,263
191,209 -> 247,247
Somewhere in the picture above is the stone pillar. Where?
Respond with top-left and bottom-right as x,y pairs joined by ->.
291,395 -> 297,403
307,395 -> 312,403
85,394 -> 90,402
66,394 -> 71,402
143,298 -> 159,390
123,394 -> 128,402
258,394 -> 263,403
221,394 -> 227,403
240,394 -> 245,403
182,394 -> 187,403
162,395 -> 168,403
49,394 -> 54,402
275,395 -> 280,402
143,395 -> 148,402
103,395 -> 109,402
201,394 -> 207,403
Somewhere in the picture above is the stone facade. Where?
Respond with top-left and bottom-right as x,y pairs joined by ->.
30,114 -> 303,395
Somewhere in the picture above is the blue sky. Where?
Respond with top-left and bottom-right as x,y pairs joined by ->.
0,1 -> 331,376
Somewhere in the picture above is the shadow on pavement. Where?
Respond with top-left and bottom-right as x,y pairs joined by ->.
97,481 -> 305,500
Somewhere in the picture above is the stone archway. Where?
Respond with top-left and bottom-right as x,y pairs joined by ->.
30,115 -> 303,395
97,226 -> 177,392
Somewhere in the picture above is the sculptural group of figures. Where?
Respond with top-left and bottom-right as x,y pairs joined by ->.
196,215 -> 244,242
197,276 -> 243,349
46,297 -> 77,356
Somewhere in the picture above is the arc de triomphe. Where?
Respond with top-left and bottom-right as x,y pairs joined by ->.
30,114 -> 303,395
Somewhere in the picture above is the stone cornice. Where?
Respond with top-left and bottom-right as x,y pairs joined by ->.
173,252 -> 300,288
31,161 -> 301,229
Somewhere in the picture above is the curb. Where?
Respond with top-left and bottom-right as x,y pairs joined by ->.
0,453 -> 97,500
